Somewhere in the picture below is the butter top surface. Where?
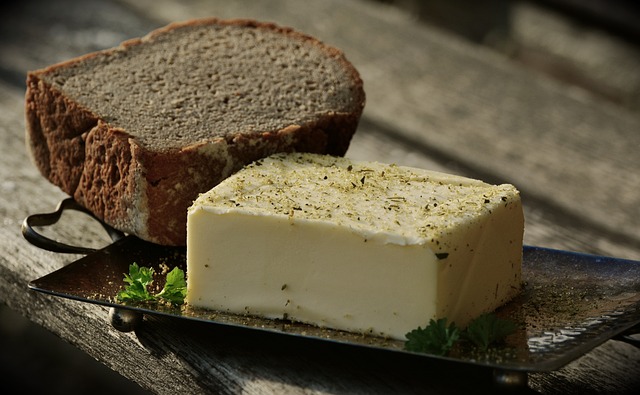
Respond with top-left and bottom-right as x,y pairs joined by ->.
190,153 -> 521,245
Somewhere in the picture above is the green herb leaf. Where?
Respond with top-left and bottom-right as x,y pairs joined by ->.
404,313 -> 518,355
404,318 -> 460,356
117,263 -> 155,302
116,263 -> 187,306
156,266 -> 187,305
462,313 -> 517,350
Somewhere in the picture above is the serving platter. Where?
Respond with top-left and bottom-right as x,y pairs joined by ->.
26,237 -> 640,373
23,200 -> 640,376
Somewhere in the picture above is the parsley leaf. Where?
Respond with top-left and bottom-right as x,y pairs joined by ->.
404,314 -> 517,355
404,318 -> 460,356
116,263 -> 187,306
155,266 -> 187,305
462,313 -> 517,350
117,263 -> 155,302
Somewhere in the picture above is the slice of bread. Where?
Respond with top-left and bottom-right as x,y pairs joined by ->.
25,18 -> 365,245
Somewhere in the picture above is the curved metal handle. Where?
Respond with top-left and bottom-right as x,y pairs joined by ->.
21,198 -> 125,254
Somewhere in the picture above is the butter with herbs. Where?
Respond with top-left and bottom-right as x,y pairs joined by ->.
186,153 -> 524,340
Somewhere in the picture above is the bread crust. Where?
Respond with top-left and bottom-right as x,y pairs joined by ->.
25,18 -> 365,245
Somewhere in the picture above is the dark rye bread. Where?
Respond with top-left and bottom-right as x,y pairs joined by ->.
25,18 -> 365,246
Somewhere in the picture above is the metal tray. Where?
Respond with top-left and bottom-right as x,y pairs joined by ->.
23,199 -> 640,378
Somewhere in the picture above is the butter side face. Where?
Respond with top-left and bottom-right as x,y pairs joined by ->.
186,153 -> 524,340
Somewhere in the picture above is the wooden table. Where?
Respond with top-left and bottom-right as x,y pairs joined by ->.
1,0 -> 639,393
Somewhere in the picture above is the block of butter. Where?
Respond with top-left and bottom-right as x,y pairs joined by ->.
186,153 -> 524,340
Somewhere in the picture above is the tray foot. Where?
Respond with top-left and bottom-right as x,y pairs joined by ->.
109,307 -> 143,332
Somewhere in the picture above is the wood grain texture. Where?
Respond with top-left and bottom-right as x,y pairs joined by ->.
1,0 -> 639,393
